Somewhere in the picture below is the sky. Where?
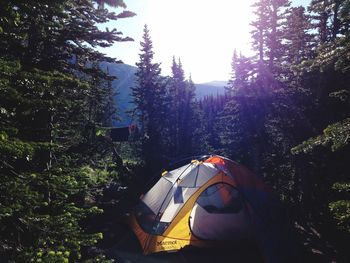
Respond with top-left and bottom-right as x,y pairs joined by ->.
98,0 -> 310,83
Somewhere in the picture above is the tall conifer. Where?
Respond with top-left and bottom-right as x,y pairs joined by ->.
132,25 -> 167,167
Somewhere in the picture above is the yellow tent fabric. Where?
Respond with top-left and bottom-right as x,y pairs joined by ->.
127,155 -> 267,255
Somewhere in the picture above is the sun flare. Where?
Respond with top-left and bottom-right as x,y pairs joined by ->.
145,0 -> 255,82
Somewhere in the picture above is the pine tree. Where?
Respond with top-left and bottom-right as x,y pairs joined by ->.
251,0 -> 270,64
0,60 -> 105,262
166,58 -> 196,157
308,0 -> 333,43
289,0 -> 350,231
284,6 -> 315,66
0,1 -> 135,261
132,25 -> 168,167
182,74 -> 196,156
251,0 -> 291,79
226,50 -> 254,95
187,0 -> 350,257
0,0 -> 135,71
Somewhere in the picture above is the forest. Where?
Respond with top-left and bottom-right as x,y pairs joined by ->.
0,0 -> 349,262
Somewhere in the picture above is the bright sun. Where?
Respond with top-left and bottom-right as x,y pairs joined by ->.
145,0 -> 255,83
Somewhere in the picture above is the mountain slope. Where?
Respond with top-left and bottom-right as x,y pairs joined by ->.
195,81 -> 226,98
100,62 -> 226,126
100,62 -> 137,127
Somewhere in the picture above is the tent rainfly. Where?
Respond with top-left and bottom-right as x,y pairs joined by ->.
126,155 -> 286,256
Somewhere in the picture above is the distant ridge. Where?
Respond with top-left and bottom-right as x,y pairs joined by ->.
195,81 -> 226,99
100,62 -> 137,127
100,62 -> 226,126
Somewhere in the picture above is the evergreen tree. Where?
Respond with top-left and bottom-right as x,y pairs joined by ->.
132,25 -> 167,167
308,0 -> 333,43
284,6 -> 315,65
0,0 -> 135,72
0,1 -> 135,261
182,74 -> 196,156
226,50 -> 254,94
290,0 -> 350,234
0,60 -> 105,262
192,0 -> 350,259
251,0 -> 291,80
251,0 -> 270,64
166,58 -> 197,158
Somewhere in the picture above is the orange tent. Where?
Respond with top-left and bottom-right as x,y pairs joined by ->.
126,155 -> 277,255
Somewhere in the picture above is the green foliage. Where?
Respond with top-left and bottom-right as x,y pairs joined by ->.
165,58 -> 197,157
0,0 -> 134,261
329,182 -> 350,233
2,0 -> 350,260
132,27 -> 200,166
132,25 -> 169,167
291,118 -> 350,154
0,59 -> 117,261
329,200 -> 350,233
251,0 -> 291,73
205,1 -> 350,243
0,0 -> 135,71
332,182 -> 350,194
0,136 -> 35,158
329,89 -> 350,101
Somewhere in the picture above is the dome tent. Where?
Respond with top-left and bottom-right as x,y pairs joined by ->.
126,155 -> 294,260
